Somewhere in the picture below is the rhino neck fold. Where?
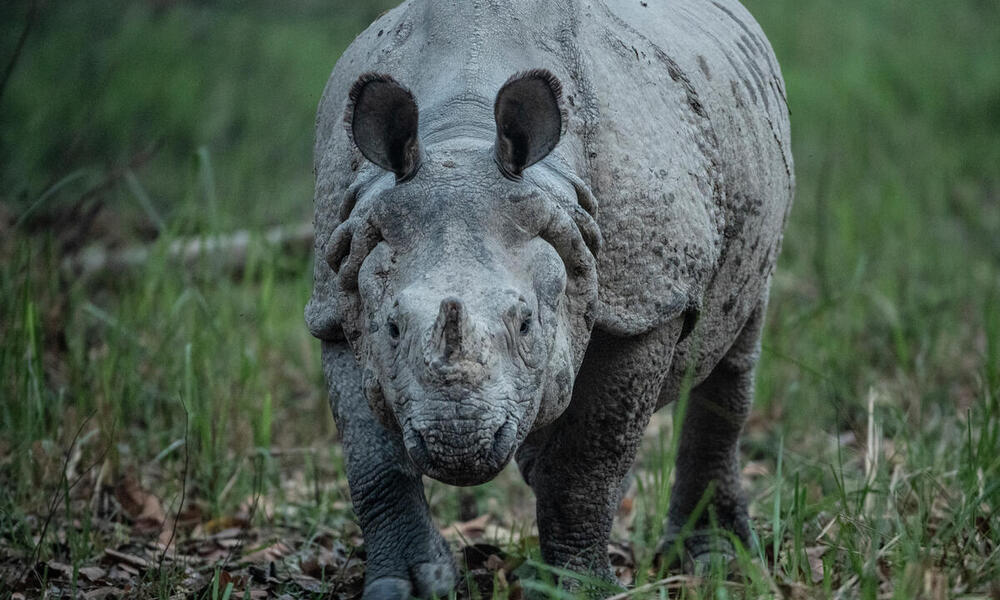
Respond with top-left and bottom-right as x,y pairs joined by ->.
421,97 -> 496,146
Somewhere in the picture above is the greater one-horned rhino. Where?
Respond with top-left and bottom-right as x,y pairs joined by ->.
305,0 -> 792,596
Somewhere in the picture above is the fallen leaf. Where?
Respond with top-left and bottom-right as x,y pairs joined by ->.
618,496 -> 634,517
608,542 -> 635,587
485,553 -> 505,572
777,582 -> 813,600
196,570 -> 248,599
45,560 -> 74,578
104,548 -> 153,570
300,546 -> 343,579
441,514 -> 491,543
608,542 -> 634,567
243,541 -> 293,564
196,515 -> 250,537
923,568 -> 948,600
114,475 -> 168,543
742,461 -> 770,477
806,546 -> 827,584
105,564 -> 137,583
83,587 -> 124,600
78,566 -> 107,581
615,565 -> 635,587
462,543 -> 505,571
289,573 -> 325,593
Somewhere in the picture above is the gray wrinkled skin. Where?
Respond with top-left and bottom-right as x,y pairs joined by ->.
306,1 -> 793,597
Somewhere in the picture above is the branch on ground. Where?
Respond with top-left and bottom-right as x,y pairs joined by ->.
60,222 -> 315,278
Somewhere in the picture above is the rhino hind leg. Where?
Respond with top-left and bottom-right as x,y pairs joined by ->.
657,302 -> 766,572
322,342 -> 457,600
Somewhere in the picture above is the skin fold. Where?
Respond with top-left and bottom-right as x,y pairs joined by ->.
306,1 -> 793,597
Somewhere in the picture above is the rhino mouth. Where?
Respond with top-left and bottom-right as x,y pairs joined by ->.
402,415 -> 518,486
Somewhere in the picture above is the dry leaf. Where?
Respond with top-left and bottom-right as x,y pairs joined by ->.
114,476 -> 166,532
290,573 -> 325,593
243,541 -> 293,564
485,554 -> 505,572
104,548 -> 153,570
742,461 -> 770,478
806,545 -> 827,584
78,566 -> 107,581
608,542 -> 636,586
45,560 -> 74,578
440,514 -> 491,543
618,496 -> 634,516
923,568 -> 948,600
300,547 -> 342,579
197,516 -> 250,537
83,588 -> 125,600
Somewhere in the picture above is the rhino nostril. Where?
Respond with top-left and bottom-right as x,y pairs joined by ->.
386,318 -> 400,340
406,427 -> 433,467
493,422 -> 506,447
491,417 -> 518,462
519,317 -> 532,335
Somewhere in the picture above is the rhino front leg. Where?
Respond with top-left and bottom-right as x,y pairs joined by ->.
523,327 -> 677,589
322,342 -> 456,600
658,303 -> 764,571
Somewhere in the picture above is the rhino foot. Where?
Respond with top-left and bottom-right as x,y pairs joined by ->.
363,544 -> 457,600
364,558 -> 456,600
654,529 -> 740,577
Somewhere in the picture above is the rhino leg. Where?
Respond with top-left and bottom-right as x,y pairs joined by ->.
523,327 -> 678,590
657,303 -> 764,572
322,342 -> 456,600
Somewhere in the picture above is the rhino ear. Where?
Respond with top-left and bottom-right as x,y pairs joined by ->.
493,69 -> 565,179
345,73 -> 422,182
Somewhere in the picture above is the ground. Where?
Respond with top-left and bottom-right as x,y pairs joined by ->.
1,0 -> 998,598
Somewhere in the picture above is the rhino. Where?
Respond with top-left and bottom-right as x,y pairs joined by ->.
305,0 -> 793,596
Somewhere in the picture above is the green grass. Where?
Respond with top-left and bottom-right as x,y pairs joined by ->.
1,0 -> 998,598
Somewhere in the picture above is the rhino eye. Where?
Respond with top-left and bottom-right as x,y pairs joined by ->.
386,318 -> 401,340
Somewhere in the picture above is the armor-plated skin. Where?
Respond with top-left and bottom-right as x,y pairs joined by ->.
306,1 -> 793,597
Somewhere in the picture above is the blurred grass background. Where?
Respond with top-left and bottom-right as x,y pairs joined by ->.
1,0 -> 998,597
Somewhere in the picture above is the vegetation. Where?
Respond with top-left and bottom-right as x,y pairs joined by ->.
1,0 -> 997,598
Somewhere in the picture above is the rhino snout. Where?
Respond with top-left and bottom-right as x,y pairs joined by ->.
403,415 -> 518,486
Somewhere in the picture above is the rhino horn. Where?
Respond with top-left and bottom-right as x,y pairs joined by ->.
430,297 -> 466,362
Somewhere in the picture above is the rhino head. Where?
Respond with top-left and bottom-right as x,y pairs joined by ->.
326,70 -> 600,486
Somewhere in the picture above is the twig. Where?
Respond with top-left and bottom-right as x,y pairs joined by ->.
61,222 -> 315,278
0,1 -> 39,105
604,575 -> 741,600
158,396 -> 190,569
